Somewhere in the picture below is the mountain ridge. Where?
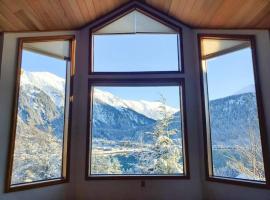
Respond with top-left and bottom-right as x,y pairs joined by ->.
21,70 -> 65,106
19,70 -> 259,145
21,70 -> 178,120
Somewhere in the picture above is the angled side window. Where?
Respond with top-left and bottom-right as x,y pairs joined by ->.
199,35 -> 268,184
6,36 -> 74,191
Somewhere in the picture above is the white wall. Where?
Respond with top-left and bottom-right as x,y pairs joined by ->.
0,27 -> 270,200
0,31 -> 76,200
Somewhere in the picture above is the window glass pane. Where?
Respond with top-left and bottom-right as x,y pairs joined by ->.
11,41 -> 69,185
202,38 -> 265,181
89,85 -> 184,176
93,34 -> 180,72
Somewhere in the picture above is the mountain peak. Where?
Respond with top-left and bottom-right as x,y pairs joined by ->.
21,71 -> 65,87
21,70 -> 65,106
20,70 -> 179,119
93,88 -> 178,120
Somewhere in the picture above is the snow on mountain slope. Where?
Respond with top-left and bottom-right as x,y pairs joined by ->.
234,84 -> 255,95
94,88 -> 178,120
21,70 -> 65,106
20,70 -> 178,119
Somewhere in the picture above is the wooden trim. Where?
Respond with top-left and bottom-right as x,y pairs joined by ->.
88,31 -> 93,75
198,35 -> 214,179
194,28 -> 270,31
87,175 -> 190,180
87,73 -> 185,89
0,32 -> 3,78
180,79 -> 190,178
88,71 -> 185,77
86,79 -> 190,180
5,38 -> 23,193
2,30 -> 78,33
88,0 -> 185,74
198,34 -> 256,40
179,29 -> 185,73
5,35 -> 75,192
67,35 -> 76,182
18,35 -> 75,43
206,177 -> 269,189
197,33 -> 270,188
85,80 -> 92,180
7,179 -> 67,193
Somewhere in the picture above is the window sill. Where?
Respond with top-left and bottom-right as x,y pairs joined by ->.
207,176 -> 269,189
5,177 -> 68,193
86,174 -> 190,180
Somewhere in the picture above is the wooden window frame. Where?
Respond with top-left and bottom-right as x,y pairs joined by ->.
0,32 -> 3,78
91,32 -> 182,73
86,2 -> 189,180
86,78 -> 190,180
198,33 -> 270,189
5,35 -> 76,192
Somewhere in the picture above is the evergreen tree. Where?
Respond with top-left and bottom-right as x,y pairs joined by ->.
139,95 -> 183,174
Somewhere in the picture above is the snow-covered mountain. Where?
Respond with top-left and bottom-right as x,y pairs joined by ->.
15,70 -> 261,181
18,70 -> 180,142
21,70 -> 65,106
21,70 -> 178,120
210,92 -> 259,146
94,89 -> 178,120
19,71 -> 259,144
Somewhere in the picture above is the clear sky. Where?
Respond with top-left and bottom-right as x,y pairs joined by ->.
93,34 -> 180,71
206,47 -> 255,100
22,50 -> 66,78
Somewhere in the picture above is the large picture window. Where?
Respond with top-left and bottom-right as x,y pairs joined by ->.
89,83 -> 186,176
6,36 -> 74,191
87,8 -> 188,179
199,35 -> 268,184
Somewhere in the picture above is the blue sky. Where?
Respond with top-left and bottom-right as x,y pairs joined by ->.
22,50 -> 66,78
93,34 -> 180,71
22,36 -> 255,105
206,47 -> 255,100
